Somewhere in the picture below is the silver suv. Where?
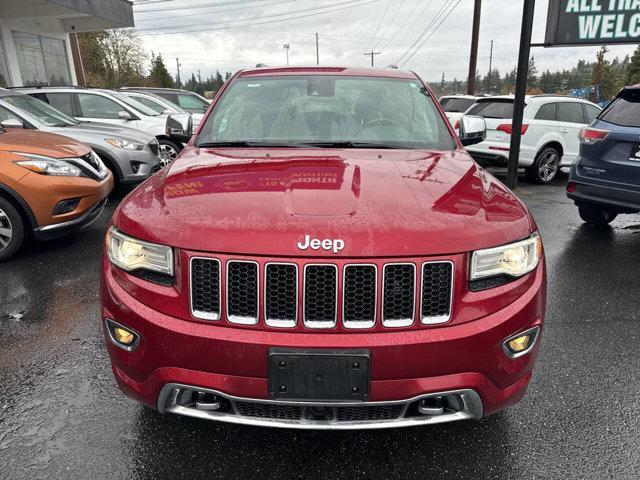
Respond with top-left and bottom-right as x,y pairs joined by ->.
0,91 -> 160,186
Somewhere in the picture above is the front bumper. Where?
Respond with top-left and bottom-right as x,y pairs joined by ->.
101,261 -> 545,429
107,146 -> 159,185
568,160 -> 640,213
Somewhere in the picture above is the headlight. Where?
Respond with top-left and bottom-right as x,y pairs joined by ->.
105,138 -> 145,151
470,234 -> 541,281
14,153 -> 82,177
106,227 -> 174,276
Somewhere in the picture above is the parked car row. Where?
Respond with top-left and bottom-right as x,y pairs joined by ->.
0,86 -> 208,261
439,93 -> 602,184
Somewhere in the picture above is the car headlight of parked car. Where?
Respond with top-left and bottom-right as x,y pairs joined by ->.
470,233 -> 541,282
105,138 -> 145,151
106,227 -> 174,275
14,152 -> 82,176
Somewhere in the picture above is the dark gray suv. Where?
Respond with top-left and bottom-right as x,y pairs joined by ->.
567,86 -> 640,226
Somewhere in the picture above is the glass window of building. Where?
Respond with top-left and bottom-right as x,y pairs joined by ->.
12,32 -> 71,86
0,37 -> 10,87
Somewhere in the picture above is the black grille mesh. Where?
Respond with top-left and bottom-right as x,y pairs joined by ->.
304,265 -> 337,325
421,262 -> 453,321
227,261 -> 258,322
191,258 -> 220,318
265,264 -> 297,324
236,402 -> 302,420
335,405 -> 403,421
343,265 -> 376,326
383,264 -> 415,324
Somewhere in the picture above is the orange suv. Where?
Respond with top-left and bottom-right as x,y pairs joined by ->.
0,128 -> 113,261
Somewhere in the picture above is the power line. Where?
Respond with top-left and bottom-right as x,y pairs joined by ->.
375,0 -> 424,60
137,0 -> 380,34
134,0 -> 273,13
399,0 -> 463,67
135,0 -> 298,22
395,0 -> 454,66
363,0 -> 391,58
372,0 -> 406,51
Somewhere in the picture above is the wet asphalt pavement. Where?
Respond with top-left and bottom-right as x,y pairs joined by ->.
1,173 -> 640,480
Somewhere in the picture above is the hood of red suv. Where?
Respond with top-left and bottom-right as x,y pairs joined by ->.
113,147 -> 535,257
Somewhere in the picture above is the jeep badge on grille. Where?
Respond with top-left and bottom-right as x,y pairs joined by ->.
297,235 -> 345,254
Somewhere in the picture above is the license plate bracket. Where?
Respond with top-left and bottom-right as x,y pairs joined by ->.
268,349 -> 370,402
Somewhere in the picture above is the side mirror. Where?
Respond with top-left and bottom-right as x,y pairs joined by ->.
1,118 -> 24,129
118,111 -> 132,120
459,115 -> 486,147
166,113 -> 193,143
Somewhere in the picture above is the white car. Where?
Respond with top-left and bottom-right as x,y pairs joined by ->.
19,87 -> 185,163
439,95 -> 480,127
120,90 -> 204,130
464,95 -> 601,183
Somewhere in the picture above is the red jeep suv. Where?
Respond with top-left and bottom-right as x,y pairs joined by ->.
102,66 -> 546,429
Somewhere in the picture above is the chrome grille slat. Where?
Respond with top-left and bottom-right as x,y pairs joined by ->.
303,264 -> 338,329
421,261 -> 454,325
265,263 -> 298,328
190,258 -> 221,320
226,260 -> 259,325
343,264 -> 377,329
382,263 -> 416,327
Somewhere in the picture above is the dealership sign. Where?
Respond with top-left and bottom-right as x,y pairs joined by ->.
545,0 -> 640,46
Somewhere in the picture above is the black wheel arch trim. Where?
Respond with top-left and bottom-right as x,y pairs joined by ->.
0,183 -> 37,230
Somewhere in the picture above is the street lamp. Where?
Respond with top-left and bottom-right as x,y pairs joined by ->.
283,44 -> 290,66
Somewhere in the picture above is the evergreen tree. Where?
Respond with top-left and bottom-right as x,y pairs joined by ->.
624,45 -> 640,85
527,56 -> 539,87
147,53 -> 174,88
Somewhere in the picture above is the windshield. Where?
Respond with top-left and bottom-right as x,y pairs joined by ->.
3,94 -> 78,127
109,91 -> 162,116
196,75 -> 455,150
128,94 -> 184,114
600,90 -> 640,127
440,97 -> 476,113
466,100 -> 516,119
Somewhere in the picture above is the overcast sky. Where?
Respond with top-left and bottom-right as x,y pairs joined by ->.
132,0 -> 638,83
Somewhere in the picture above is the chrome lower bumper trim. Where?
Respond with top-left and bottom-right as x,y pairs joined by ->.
34,197 -> 108,233
157,383 -> 483,430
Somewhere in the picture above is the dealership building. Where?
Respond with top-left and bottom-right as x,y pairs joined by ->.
0,0 -> 133,87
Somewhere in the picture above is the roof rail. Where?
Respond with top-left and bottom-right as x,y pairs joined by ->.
386,64 -> 398,69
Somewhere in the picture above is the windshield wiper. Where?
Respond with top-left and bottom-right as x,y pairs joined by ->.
307,141 -> 404,149
197,141 -> 312,148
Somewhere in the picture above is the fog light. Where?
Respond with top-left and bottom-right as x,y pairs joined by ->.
114,327 -> 135,345
503,326 -> 540,359
105,319 -> 139,351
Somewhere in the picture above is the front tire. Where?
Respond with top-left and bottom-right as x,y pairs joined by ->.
158,140 -> 182,167
526,147 -> 560,184
0,197 -> 25,262
578,204 -> 618,227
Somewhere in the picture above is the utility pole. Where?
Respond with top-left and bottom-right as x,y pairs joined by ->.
197,69 -> 201,83
593,46 -> 608,103
364,51 -> 381,67
176,57 -> 182,88
283,43 -> 290,66
467,0 -> 482,95
487,40 -> 494,94
315,33 -> 319,65
506,0 -> 536,190
441,72 -> 445,94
